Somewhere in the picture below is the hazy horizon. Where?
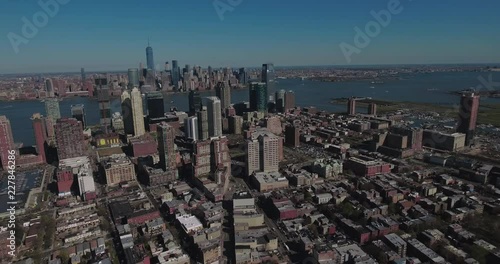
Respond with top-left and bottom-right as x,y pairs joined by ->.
1,0 -> 500,74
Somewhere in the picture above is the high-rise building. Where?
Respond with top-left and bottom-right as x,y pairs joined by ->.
157,123 -> 177,176
45,98 -> 61,122
146,42 -> 155,71
197,107 -> 209,141
206,97 -> 223,137
347,97 -> 356,115
0,116 -> 15,169
368,103 -> 377,116
457,93 -> 480,146
249,82 -> 268,113
261,63 -> 275,92
188,90 -> 202,116
81,68 -> 86,82
211,136 -> 231,184
121,90 -> 134,135
45,78 -> 54,97
31,113 -> 47,163
145,69 -> 155,86
275,89 -> 286,113
172,60 -> 180,90
95,77 -> 111,128
139,62 -> 145,82
229,115 -> 243,135
184,116 -> 199,141
245,129 -> 281,176
55,118 -> 85,160
238,68 -> 248,85
215,81 -> 231,112
131,87 -> 145,136
128,68 -> 140,89
146,91 -> 165,119
71,104 -> 86,129
284,90 -> 296,112
285,125 -> 300,147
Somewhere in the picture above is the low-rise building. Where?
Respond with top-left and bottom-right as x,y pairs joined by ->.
101,154 -> 136,186
251,171 -> 289,192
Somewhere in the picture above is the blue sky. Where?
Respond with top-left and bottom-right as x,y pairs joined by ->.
0,0 -> 499,74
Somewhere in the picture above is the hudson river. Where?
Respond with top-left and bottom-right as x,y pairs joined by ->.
1,71 -> 499,146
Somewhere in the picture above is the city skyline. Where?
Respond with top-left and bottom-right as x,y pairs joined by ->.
1,0 -> 500,74
2,2 -> 500,264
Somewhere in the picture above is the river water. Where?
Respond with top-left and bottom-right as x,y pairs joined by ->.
1,71 -> 499,146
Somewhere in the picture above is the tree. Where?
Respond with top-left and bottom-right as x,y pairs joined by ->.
14,223 -> 24,246
96,205 -> 109,217
304,191 -> 313,202
59,249 -> 69,264
41,214 -> 56,250
100,218 -> 111,232
388,202 -> 397,215
463,244 -> 488,264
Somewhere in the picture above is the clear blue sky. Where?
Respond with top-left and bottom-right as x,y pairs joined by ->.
1,0 -> 499,74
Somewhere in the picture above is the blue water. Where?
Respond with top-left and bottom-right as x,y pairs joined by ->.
0,71 -> 499,146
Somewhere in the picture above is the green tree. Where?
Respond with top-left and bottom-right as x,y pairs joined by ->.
59,249 -> 69,264
41,214 -> 56,249
303,191 -> 313,202
14,223 -> 24,246
463,244 -> 489,264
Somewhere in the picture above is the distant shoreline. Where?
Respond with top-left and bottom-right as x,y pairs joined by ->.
0,86 -> 249,102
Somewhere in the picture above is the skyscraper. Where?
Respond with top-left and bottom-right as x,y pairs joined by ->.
215,81 -> 231,112
261,63 -> 275,91
45,98 -> 61,122
157,123 -> 177,176
171,60 -> 180,90
249,82 -> 268,113
284,90 -> 296,112
31,113 -> 47,163
457,92 -> 480,146
128,68 -> 140,89
131,87 -> 145,136
71,104 -> 86,129
206,97 -> 223,137
347,97 -> 356,115
81,68 -> 86,82
285,125 -> 300,147
96,77 -> 111,129
0,116 -> 15,169
275,89 -> 286,113
197,106 -> 209,141
238,68 -> 248,85
139,63 -> 145,82
184,116 -> 199,141
55,118 -> 85,160
188,90 -> 202,116
121,90 -> 134,135
45,78 -> 54,97
208,66 -> 213,78
368,103 -> 377,116
146,91 -> 165,119
146,42 -> 155,71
